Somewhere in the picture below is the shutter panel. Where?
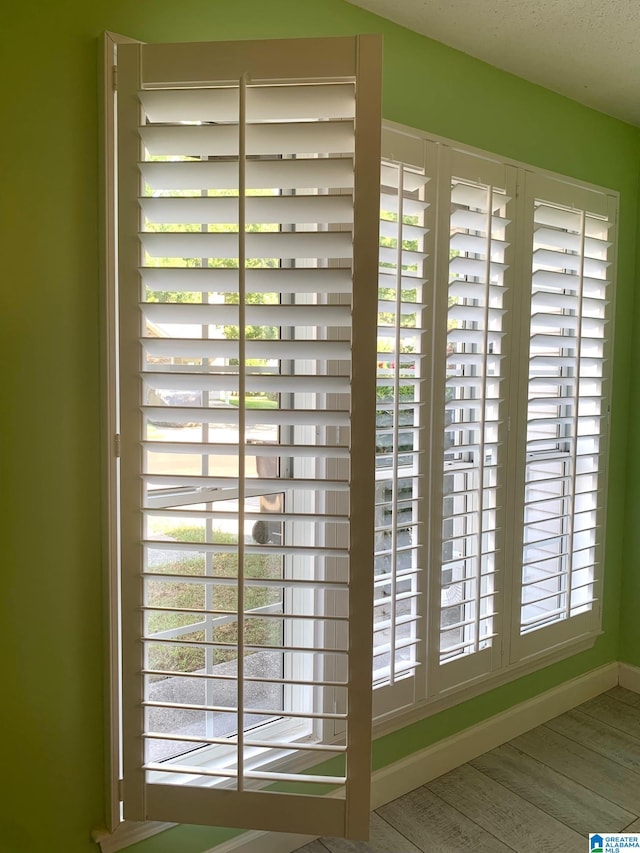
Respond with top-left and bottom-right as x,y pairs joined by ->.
373,128 -> 432,718
429,149 -> 516,694
510,175 -> 615,661
117,35 -> 381,837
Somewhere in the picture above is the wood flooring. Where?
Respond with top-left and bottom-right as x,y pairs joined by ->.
294,686 -> 640,853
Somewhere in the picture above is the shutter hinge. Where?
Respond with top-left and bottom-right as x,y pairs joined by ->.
112,64 -> 118,91
118,778 -> 124,801
114,433 -> 121,458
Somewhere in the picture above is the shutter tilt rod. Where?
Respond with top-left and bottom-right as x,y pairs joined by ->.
236,70 -> 249,792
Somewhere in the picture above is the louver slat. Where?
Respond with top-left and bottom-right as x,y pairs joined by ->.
142,266 -> 353,294
141,194 -> 354,226
141,230 -> 353,260
140,158 -> 355,191
140,120 -> 356,157
139,83 -> 357,123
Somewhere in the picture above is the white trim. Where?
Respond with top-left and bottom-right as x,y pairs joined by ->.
102,29 -> 143,836
101,29 -> 121,836
618,662 -> 640,694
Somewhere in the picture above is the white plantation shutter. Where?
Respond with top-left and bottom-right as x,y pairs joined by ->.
109,90 -> 618,838
510,174 -> 615,661
365,128 -> 616,709
428,149 -> 516,694
116,36 -> 381,837
373,129 -> 433,717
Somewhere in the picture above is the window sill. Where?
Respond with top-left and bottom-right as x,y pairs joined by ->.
372,629 -> 601,737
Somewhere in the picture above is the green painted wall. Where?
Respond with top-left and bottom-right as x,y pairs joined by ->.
620,147 -> 640,666
1,1 -> 638,851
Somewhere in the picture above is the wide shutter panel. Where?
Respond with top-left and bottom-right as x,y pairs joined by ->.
117,36 -> 381,837
373,129 -> 432,718
510,174 -> 615,661
429,149 -> 516,694
366,128 -> 616,711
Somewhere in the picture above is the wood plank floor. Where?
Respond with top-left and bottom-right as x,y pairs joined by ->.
294,686 -> 640,853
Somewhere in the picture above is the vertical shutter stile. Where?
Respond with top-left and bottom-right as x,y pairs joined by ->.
345,32 -> 382,837
117,36 -> 381,837
236,71 -> 248,790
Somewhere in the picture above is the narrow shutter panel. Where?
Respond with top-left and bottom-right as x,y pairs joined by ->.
511,175 -> 615,660
429,149 -> 516,694
373,129 -> 432,718
117,36 -> 381,837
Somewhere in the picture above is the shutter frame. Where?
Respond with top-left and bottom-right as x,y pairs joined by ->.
117,34 -> 381,839
373,126 -> 616,708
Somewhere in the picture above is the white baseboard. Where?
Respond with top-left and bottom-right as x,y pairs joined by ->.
371,662 -> 618,808
203,661 -> 618,853
619,662 -> 640,693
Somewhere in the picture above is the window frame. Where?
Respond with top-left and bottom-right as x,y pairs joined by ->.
372,121 -> 617,732
101,38 -> 617,841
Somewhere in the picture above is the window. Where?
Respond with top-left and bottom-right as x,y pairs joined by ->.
108,33 -> 382,840
104,34 -> 616,848
374,125 -> 616,714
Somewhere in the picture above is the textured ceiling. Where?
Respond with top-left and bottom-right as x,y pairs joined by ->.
347,0 -> 640,127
